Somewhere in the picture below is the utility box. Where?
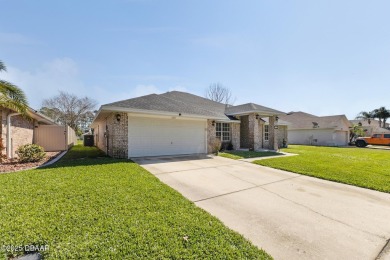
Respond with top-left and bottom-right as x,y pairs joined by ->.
83,135 -> 94,147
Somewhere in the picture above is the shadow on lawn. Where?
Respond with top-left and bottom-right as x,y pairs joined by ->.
42,157 -> 136,169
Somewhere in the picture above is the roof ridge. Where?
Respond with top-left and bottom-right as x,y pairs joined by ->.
158,92 -> 223,117
102,93 -> 159,107
165,91 -> 225,106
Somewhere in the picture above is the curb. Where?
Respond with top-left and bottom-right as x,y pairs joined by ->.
38,150 -> 68,168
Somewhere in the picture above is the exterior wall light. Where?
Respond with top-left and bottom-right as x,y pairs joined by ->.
116,113 -> 121,122
275,116 -> 279,122
255,114 -> 259,119
212,120 -> 215,126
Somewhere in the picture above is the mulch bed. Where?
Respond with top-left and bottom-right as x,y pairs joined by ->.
0,151 -> 62,173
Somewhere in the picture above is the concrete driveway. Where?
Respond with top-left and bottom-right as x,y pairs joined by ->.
133,155 -> 390,260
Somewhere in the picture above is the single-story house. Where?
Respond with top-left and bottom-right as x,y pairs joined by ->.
349,119 -> 390,136
0,106 -> 77,158
91,91 -> 285,158
278,111 -> 352,146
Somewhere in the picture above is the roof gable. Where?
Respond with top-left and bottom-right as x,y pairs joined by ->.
225,103 -> 285,116
279,112 -> 351,130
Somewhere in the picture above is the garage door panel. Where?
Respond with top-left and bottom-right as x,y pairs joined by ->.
128,116 -> 206,157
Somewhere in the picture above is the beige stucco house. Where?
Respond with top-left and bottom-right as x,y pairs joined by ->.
92,91 -> 285,158
279,112 -> 352,146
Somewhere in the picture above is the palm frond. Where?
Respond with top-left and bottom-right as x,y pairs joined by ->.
0,80 -> 28,105
0,60 -> 6,72
0,80 -> 29,115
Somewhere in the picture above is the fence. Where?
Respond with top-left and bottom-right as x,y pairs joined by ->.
34,125 -> 77,151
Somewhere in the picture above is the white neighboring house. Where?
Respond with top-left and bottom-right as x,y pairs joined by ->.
279,112 -> 352,146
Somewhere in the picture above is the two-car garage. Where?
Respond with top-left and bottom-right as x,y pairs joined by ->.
127,116 -> 207,157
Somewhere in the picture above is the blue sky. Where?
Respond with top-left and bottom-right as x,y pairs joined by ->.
1,0 -> 389,119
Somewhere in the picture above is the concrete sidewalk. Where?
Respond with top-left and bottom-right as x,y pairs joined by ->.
134,155 -> 390,260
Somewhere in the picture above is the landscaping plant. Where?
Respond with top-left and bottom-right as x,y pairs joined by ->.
16,144 -> 46,162
0,138 -> 6,162
211,137 -> 222,154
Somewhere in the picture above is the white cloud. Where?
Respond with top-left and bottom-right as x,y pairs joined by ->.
1,58 -> 189,109
2,58 -> 87,108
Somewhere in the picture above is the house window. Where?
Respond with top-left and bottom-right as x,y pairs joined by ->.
216,123 -> 230,141
264,125 -> 269,141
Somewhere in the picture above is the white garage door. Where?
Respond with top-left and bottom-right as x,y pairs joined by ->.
128,116 -> 207,157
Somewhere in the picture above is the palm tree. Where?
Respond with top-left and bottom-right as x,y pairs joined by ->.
373,107 -> 390,128
356,111 -> 373,125
0,60 -> 29,115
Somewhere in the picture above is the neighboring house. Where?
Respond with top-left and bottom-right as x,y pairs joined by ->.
0,107 -> 75,158
278,112 -> 352,146
92,91 -> 285,158
349,119 -> 390,136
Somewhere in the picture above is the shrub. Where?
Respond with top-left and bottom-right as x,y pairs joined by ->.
0,138 -> 6,162
211,138 -> 222,154
16,144 -> 46,163
220,142 -> 233,151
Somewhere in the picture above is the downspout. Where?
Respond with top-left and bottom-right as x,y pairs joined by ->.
6,113 -> 20,159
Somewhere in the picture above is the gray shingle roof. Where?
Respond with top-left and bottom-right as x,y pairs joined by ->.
103,92 -> 228,119
102,91 -> 283,119
279,112 -> 351,130
225,103 -> 285,116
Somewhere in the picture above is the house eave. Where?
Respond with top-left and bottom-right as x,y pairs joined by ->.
288,127 -> 340,131
27,108 -> 58,125
215,119 -> 241,124
93,105 -> 228,123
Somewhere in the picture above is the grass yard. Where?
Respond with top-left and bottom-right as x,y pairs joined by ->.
60,144 -> 107,160
255,145 -> 390,193
219,150 -> 283,160
0,145 -> 270,259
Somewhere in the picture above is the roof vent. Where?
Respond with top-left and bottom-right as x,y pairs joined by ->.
312,122 -> 319,128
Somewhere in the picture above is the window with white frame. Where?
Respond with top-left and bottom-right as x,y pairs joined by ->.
264,125 -> 269,141
216,123 -> 230,141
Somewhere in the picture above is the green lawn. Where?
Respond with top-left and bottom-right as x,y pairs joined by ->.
219,150 -> 283,160
0,145 -> 270,259
61,144 -> 107,160
255,145 -> 390,193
